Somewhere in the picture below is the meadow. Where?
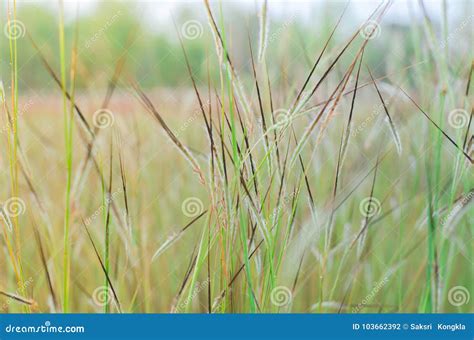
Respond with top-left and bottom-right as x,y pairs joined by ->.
0,0 -> 472,313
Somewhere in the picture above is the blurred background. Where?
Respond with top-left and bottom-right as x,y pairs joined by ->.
0,0 -> 472,313
1,0 -> 472,91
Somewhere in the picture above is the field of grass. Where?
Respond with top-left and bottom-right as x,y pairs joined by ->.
0,0 -> 472,313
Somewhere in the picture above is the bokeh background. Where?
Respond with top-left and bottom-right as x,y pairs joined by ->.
0,0 -> 472,313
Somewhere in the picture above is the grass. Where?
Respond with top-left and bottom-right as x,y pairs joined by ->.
58,0 -> 74,313
0,0 -> 472,314
3,0 -> 28,313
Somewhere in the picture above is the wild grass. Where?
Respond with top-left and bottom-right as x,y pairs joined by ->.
0,0 -> 472,314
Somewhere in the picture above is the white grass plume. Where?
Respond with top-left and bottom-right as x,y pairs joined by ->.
384,115 -> 402,155
152,231 -> 183,262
